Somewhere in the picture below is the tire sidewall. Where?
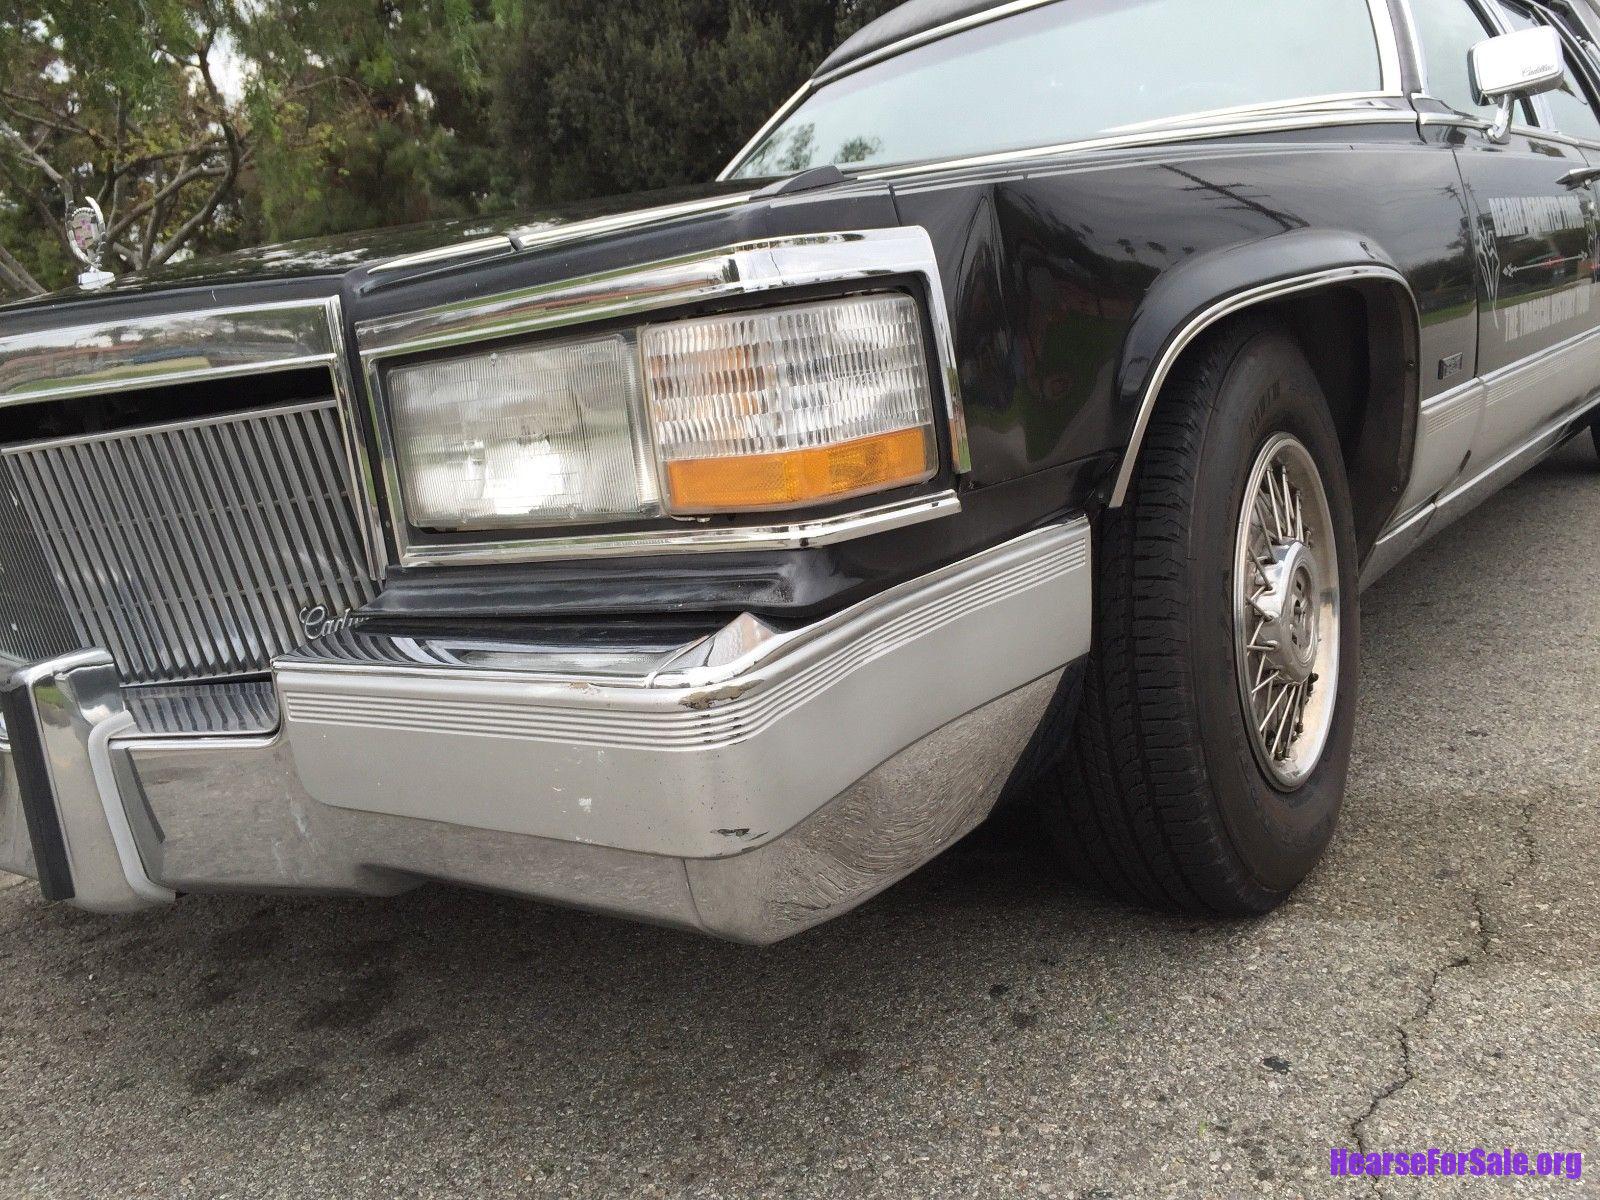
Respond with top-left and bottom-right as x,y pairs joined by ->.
1185,332 -> 1361,894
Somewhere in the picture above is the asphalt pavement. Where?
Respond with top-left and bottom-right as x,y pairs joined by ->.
1,440 -> 1597,1200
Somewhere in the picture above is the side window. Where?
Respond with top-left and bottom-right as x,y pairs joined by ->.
1497,1 -> 1600,140
1409,0 -> 1502,118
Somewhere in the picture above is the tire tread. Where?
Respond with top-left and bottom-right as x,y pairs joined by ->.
1040,318 -> 1297,916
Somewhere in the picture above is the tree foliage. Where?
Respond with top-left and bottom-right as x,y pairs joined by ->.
490,0 -> 897,207
0,1 -> 253,293
0,0 -> 899,297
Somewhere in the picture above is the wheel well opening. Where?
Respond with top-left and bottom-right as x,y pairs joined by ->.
1228,283 -> 1418,561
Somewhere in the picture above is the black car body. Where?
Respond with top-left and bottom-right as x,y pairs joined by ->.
3,0 -> 1598,941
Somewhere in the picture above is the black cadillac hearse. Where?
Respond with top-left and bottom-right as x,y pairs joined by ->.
3,0 -> 1599,943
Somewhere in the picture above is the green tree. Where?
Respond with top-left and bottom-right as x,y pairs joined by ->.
487,0 -> 898,207
233,0 -> 500,244
0,1 -> 903,297
0,0 -> 253,294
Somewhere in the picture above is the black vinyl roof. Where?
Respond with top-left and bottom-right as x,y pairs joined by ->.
817,0 -> 1026,76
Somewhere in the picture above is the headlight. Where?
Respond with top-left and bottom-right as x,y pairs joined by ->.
384,292 -> 939,532
388,333 -> 659,530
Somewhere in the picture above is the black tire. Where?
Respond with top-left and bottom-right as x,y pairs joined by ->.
1041,318 -> 1361,916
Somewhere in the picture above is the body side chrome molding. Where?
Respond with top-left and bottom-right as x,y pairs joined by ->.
1396,376 -> 1487,516
720,0 -> 1405,180
355,228 -> 972,570
1109,265 -> 1421,508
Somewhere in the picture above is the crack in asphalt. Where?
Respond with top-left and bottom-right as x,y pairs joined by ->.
1343,798 -> 1540,1197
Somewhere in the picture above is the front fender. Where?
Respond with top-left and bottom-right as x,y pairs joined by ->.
1110,228 -> 1421,506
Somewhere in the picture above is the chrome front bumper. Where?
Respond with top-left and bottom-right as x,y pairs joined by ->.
0,522 -> 1091,944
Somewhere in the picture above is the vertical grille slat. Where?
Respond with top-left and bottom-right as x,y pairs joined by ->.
0,459 -> 81,663
0,398 -> 376,685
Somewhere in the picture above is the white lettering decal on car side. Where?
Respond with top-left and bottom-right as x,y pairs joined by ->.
1479,195 -> 1600,343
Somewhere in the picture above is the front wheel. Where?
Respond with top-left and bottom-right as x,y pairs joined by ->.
1040,319 -> 1361,916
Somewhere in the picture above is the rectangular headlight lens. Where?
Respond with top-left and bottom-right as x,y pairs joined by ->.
385,293 -> 941,534
640,295 -> 937,514
388,333 -> 659,530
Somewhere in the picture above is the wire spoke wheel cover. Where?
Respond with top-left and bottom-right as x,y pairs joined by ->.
1233,433 -> 1341,790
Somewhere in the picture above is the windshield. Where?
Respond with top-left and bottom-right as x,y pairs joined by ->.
729,0 -> 1386,178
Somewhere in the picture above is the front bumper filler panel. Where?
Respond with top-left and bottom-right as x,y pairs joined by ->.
0,521 -> 1091,943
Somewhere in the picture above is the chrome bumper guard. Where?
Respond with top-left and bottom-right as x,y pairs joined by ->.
0,522 -> 1091,944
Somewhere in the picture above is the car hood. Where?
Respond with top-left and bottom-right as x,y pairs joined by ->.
2,181 -> 761,312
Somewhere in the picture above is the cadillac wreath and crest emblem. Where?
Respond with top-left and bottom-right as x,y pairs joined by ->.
65,197 -> 114,290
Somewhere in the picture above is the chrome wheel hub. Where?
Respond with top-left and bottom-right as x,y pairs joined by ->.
1252,540 -> 1320,684
1234,435 -> 1341,790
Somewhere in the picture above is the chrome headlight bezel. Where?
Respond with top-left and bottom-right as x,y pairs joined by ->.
354,228 -> 971,570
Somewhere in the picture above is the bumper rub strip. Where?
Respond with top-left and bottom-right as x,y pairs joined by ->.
279,525 -> 1090,750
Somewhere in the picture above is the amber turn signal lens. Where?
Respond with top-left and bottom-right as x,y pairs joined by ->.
640,294 -> 941,516
664,426 -> 936,514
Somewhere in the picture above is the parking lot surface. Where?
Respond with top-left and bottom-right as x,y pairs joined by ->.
1,442 -> 1596,1199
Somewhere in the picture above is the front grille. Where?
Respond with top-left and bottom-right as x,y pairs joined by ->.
0,398 -> 376,685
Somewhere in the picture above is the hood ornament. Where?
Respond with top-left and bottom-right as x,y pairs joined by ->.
65,198 -> 115,290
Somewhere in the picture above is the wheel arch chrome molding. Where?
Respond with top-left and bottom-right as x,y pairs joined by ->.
1107,264 -> 1424,509
352,226 -> 973,570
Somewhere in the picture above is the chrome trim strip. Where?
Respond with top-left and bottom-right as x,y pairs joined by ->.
1397,377 -> 1487,516
0,298 -> 343,407
719,83 -> 814,182
1110,266 -> 1420,508
815,0 -> 1068,86
364,236 -> 516,275
858,109 -> 1420,184
1099,94 -> 1408,137
1372,0 -> 1407,91
384,493 -> 962,569
1480,319 -> 1600,390
1391,0 -> 1424,84
509,193 -> 759,252
356,228 -> 950,357
1419,375 -> 1485,419
355,228 -> 971,569
321,297 -> 387,581
1367,326 -> 1600,585
1420,108 -> 1600,151
323,198 -> 766,280
721,0 -> 1404,180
